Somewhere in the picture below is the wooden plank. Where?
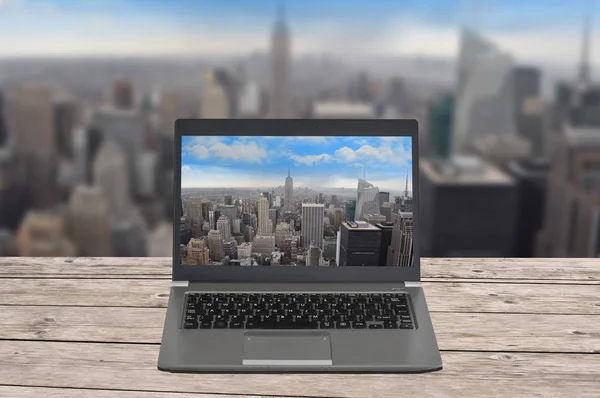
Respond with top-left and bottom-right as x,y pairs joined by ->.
0,386 -> 257,398
1,278 -> 599,315
1,305 -> 598,353
1,341 -> 599,398
1,257 -> 599,282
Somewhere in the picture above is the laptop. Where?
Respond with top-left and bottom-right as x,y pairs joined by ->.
158,119 -> 443,372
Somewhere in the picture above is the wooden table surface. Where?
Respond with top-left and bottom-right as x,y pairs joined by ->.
0,257 -> 599,398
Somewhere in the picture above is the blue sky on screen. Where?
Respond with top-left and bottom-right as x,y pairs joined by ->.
181,135 -> 412,191
0,0 -> 595,65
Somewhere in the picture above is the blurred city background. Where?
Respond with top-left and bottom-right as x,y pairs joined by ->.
0,0 -> 598,258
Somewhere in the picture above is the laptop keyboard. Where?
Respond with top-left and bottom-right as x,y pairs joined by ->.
182,292 -> 414,330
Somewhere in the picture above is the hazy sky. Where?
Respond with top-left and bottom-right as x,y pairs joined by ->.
181,135 -> 413,191
0,0 -> 596,68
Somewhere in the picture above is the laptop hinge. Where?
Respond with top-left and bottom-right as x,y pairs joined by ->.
171,280 -> 189,287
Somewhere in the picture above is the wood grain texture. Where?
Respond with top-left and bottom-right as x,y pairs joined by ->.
1,341 -> 599,398
1,257 -> 599,282
0,387 -> 258,398
0,305 -> 598,353
1,257 -> 599,397
2,278 -> 599,314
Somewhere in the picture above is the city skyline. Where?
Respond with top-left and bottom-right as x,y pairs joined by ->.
181,135 -> 413,191
0,0 -> 597,69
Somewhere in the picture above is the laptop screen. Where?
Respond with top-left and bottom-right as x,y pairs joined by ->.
180,136 -> 414,268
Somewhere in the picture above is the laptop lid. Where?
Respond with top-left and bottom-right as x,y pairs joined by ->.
172,119 -> 419,283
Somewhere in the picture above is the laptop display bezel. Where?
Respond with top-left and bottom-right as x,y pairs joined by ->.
172,119 -> 420,283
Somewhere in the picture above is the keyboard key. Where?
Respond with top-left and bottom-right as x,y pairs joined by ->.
185,315 -> 197,322
213,321 -> 228,328
336,321 -> 350,329
199,321 -> 212,329
384,321 -> 398,329
352,321 -> 367,329
375,315 -> 397,321
368,324 -> 383,329
320,321 -> 334,328
400,324 -> 414,329
230,321 -> 244,329
254,320 -> 319,329
183,321 -> 198,329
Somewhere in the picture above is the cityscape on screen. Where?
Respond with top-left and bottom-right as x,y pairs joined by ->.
180,136 -> 414,267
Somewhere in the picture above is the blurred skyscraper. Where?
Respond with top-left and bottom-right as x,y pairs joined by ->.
159,91 -> 183,136
537,126 -> 600,257
506,159 -> 549,257
148,222 -> 172,257
201,70 -> 229,118
94,140 -> 132,218
267,4 -> 292,118
0,90 -> 9,147
452,30 -> 517,155
6,84 -> 59,209
427,94 -> 454,159
54,96 -> 81,159
113,80 -> 134,109
420,157 -> 518,257
513,67 -> 545,159
0,228 -> 15,256
16,209 -> 76,257
67,184 -> 112,256
238,81 -> 262,118
91,106 -> 145,199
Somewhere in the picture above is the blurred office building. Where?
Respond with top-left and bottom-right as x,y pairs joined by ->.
90,106 -> 146,199
67,184 -> 112,256
201,70 -> 230,118
310,101 -> 374,119
506,160 -> 550,257
238,81 -> 262,118
16,209 -> 76,257
268,4 -> 292,118
471,134 -> 532,169
159,91 -> 184,136
452,30 -> 517,156
94,140 -> 147,256
0,228 -> 15,256
427,94 -> 454,159
513,67 -> 546,159
53,95 -> 81,160
537,126 -> 600,257
0,90 -> 8,147
0,145 -> 28,230
148,221 -> 173,257
6,84 -> 59,209
113,80 -> 134,109
420,157 -> 518,256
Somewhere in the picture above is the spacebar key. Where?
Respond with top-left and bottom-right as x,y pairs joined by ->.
253,320 -> 319,329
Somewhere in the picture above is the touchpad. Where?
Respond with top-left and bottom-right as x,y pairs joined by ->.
242,331 -> 332,366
